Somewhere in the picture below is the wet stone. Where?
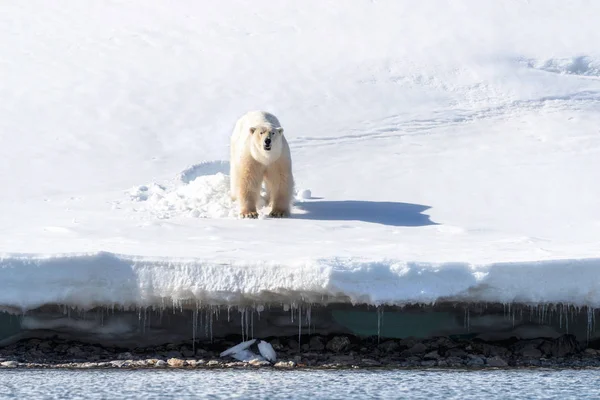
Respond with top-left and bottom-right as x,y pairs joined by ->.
486,356 -> 508,367
309,336 -> 325,351
249,359 -> 271,367
378,341 -> 399,353
360,358 -> 381,366
402,343 -> 427,356
520,348 -> 543,358
225,362 -> 247,367
424,351 -> 440,360
0,361 -> 18,368
445,348 -> 467,358
326,336 -> 351,353
164,351 -> 182,359
167,358 -> 186,367
117,352 -> 133,360
274,361 -> 296,368
466,355 -> 485,366
155,360 -> 168,368
584,348 -> 598,356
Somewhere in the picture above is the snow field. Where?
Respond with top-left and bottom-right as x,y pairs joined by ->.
1,1 -> 600,312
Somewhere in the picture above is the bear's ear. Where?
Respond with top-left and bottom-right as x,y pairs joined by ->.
276,127 -> 284,135
250,127 -> 256,134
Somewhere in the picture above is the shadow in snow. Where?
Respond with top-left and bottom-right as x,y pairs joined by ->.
293,200 -> 437,227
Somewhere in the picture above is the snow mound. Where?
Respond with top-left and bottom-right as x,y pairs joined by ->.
129,173 -> 237,219
523,56 -> 600,77
179,161 -> 230,184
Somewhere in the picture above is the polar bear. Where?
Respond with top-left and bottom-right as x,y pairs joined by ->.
230,111 -> 294,218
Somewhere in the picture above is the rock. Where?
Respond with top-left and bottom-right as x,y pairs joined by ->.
196,359 -> 207,365
269,339 -> 284,351
520,348 -> 543,358
76,362 -> 98,369
428,337 -> 457,350
164,351 -> 182,359
181,349 -> 196,358
110,360 -> 126,368
38,342 -> 53,352
540,335 -> 580,357
446,357 -> 466,367
445,348 -> 467,358
167,358 -> 186,367
274,361 -> 296,368
326,336 -> 351,353
585,348 -> 598,356
420,360 -> 437,367
360,359 -> 381,366
155,360 -> 168,368
466,355 -> 485,366
378,340 -> 399,353
401,343 -> 427,356
287,340 -> 299,350
225,362 -> 247,367
25,349 -> 44,359
0,361 -> 18,368
329,355 -> 355,363
207,360 -> 220,367
249,359 -> 271,367
486,356 -> 508,367
309,336 -> 325,351
117,352 -> 133,360
55,344 -> 69,353
399,338 -> 417,348
424,351 -> 440,360
475,344 -> 510,358
67,346 -> 85,357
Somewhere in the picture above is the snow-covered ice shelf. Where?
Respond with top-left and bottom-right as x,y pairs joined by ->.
1,1 -> 600,313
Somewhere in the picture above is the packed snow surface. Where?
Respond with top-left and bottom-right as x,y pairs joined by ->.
1,1 -> 600,311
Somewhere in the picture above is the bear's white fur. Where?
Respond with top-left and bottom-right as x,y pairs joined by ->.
230,111 -> 294,218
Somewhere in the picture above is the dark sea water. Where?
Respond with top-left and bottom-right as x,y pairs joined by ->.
1,369 -> 600,399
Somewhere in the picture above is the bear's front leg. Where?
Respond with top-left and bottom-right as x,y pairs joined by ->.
265,166 -> 293,218
237,163 -> 263,219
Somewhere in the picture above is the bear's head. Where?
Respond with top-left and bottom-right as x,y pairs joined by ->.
249,125 -> 284,164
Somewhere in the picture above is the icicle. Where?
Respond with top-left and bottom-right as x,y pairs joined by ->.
587,306 -> 593,344
209,307 -> 213,343
245,307 -> 250,340
512,305 -> 515,328
192,308 -> 198,354
306,305 -> 312,335
376,306 -> 384,344
298,303 -> 302,348
240,308 -> 245,342
204,309 -> 209,338
251,309 -> 254,339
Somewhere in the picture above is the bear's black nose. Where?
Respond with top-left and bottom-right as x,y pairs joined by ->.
265,138 -> 271,145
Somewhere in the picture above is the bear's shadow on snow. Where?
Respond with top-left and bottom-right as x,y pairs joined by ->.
293,200 -> 437,227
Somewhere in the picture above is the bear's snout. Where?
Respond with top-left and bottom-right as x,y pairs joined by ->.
264,137 -> 272,150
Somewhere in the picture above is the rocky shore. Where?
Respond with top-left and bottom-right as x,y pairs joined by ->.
2,334 -> 600,370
